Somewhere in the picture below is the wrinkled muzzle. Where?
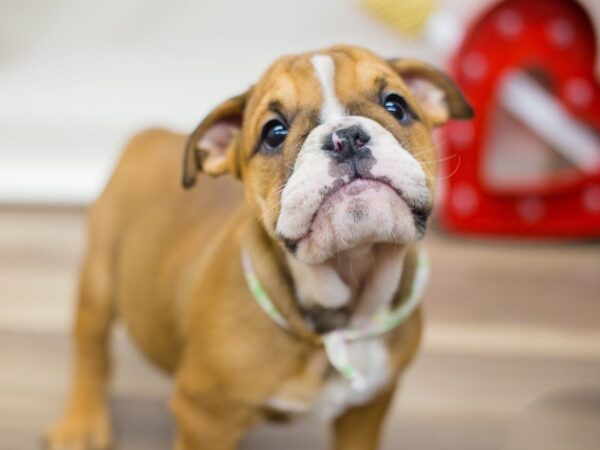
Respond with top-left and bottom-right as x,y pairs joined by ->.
276,116 -> 432,264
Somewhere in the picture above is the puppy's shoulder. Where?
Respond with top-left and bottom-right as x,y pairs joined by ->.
120,127 -> 185,163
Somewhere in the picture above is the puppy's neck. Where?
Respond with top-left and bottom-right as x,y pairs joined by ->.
286,243 -> 407,330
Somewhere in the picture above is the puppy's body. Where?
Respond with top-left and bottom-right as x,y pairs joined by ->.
105,128 -> 420,406
48,46 -> 471,450
101,130 -> 244,373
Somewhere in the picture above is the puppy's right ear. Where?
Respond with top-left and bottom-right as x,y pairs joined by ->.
182,90 -> 250,188
387,59 -> 473,126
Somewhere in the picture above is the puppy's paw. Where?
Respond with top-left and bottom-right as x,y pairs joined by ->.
45,408 -> 112,450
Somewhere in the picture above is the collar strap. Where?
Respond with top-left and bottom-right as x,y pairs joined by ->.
241,249 -> 429,388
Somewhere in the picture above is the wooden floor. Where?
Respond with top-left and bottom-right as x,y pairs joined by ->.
1,207 -> 600,450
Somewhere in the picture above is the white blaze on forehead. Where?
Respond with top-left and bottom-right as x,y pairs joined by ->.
311,55 -> 345,122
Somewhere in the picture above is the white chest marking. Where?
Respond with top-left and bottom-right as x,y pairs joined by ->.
311,54 -> 345,122
314,338 -> 391,419
268,338 -> 391,420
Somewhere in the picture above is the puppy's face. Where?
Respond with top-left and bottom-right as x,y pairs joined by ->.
184,46 -> 472,263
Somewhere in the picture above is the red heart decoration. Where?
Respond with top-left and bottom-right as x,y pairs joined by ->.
441,0 -> 600,237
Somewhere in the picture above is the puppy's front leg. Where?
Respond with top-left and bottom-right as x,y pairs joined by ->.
332,384 -> 397,450
171,374 -> 258,450
46,247 -> 115,450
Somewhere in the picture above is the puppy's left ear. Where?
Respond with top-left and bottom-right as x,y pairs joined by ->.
387,59 -> 474,126
182,90 -> 251,188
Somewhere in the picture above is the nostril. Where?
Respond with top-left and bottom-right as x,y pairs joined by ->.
354,129 -> 371,148
332,132 -> 344,152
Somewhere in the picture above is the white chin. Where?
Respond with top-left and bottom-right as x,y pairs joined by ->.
293,179 -> 420,264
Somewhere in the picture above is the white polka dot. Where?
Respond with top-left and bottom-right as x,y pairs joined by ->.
583,184 -> 600,214
462,52 -> 488,81
548,19 -> 575,48
496,10 -> 523,38
450,122 -> 475,149
517,198 -> 545,223
452,183 -> 478,216
564,78 -> 594,108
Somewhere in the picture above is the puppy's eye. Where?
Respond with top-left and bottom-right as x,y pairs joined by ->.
261,119 -> 288,152
383,93 -> 411,123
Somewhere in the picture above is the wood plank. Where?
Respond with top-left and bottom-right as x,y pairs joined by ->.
1,207 -> 599,449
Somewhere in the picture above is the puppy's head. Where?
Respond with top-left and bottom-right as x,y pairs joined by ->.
183,46 -> 472,264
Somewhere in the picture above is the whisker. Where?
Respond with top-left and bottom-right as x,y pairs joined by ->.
260,198 -> 283,222
437,155 -> 462,180
411,138 -> 449,158
418,153 -> 459,165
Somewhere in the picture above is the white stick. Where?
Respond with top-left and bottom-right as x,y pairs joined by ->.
499,70 -> 600,174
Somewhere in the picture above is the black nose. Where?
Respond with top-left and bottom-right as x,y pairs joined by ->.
322,126 -> 370,160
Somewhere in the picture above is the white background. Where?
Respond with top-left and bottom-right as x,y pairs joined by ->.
0,0 -> 435,204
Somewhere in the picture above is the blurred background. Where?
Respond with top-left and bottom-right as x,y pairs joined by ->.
1,0 -> 599,449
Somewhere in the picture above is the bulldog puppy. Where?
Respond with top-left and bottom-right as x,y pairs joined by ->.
47,45 -> 472,450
